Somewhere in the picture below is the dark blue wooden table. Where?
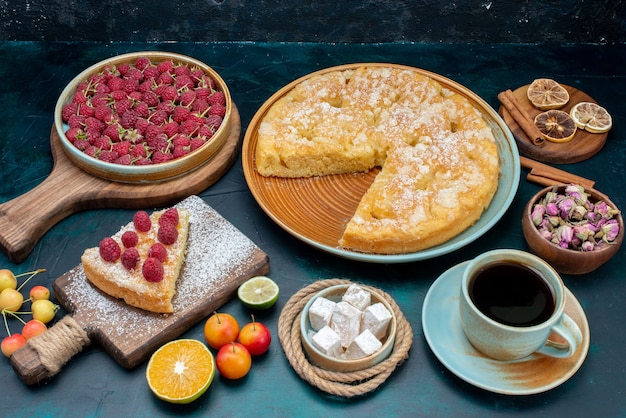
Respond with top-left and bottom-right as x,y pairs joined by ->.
1,42 -> 624,417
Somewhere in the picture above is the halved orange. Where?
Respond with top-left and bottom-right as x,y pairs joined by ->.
534,110 -> 577,143
146,339 -> 215,404
570,101 -> 612,133
527,78 -> 570,110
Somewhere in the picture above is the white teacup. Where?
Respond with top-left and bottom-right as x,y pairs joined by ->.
460,249 -> 583,361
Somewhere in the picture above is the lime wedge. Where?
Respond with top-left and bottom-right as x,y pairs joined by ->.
237,276 -> 279,310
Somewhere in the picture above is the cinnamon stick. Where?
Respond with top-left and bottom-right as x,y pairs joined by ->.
498,89 -> 545,146
520,156 -> 595,189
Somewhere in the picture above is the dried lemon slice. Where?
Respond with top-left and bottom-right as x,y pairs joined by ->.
570,101 -> 612,133
534,110 -> 577,143
527,78 -> 570,110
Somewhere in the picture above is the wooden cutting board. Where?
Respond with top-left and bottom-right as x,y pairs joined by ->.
0,105 -> 242,264
10,195 -> 270,385
499,85 -> 609,164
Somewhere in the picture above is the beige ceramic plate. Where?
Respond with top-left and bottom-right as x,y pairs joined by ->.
422,261 -> 589,395
55,51 -> 232,183
242,63 -> 520,263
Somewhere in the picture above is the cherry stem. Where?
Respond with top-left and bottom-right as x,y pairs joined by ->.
15,268 -> 46,292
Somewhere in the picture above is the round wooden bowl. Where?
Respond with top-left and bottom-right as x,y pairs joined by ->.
522,185 -> 623,275
54,51 -> 232,183
300,284 -> 397,373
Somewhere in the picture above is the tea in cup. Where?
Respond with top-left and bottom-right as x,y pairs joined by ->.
460,249 -> 583,361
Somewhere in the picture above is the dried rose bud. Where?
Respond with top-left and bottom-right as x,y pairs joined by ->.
602,219 -> 620,243
532,204 -> 546,226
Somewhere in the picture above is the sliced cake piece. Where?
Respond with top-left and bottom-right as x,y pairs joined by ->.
81,207 -> 190,314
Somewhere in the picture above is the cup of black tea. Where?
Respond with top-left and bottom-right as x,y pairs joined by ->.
460,249 -> 583,361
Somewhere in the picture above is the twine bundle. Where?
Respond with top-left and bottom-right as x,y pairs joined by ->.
278,279 -> 413,398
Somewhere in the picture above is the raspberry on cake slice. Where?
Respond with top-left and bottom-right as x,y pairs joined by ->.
80,207 -> 190,314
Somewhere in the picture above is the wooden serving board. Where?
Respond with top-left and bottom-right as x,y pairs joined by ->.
10,195 -> 270,385
0,105 -> 242,264
499,85 -> 608,164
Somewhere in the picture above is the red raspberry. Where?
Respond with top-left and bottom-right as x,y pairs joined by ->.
190,138 -> 205,151
143,65 -> 159,80
160,85 -> 178,102
107,76 -> 124,92
142,257 -> 164,282
134,57 -> 151,71
125,68 -> 144,82
67,114 -> 85,129
159,208 -> 179,227
92,135 -> 111,150
207,91 -> 226,106
72,91 -> 88,104
99,237 -> 121,262
103,124 -> 121,142
134,101 -> 149,119
178,119 -> 199,136
85,117 -> 105,133
123,78 -> 140,93
191,98 -> 209,114
172,106 -> 191,123
138,80 -> 154,93
121,247 -> 140,271
117,62 -> 131,76
175,75 -> 194,90
112,140 -> 131,156
134,157 -> 152,165
179,90 -> 196,107
152,150 -> 174,164
197,124 -> 215,140
114,98 -> 133,115
62,102 -> 79,122
130,143 -> 148,158
66,127 -> 85,143
195,87 -> 211,99
148,243 -> 168,262
173,146 -> 190,159
94,104 -> 113,122
115,154 -> 132,165
206,114 -> 223,130
157,222 -> 178,245
142,91 -> 159,107
157,72 -> 175,86
157,60 -> 174,74
172,134 -> 191,148
121,110 -> 139,129
208,103 -> 226,117
121,230 -> 139,248
162,121 -> 179,138
134,118 -> 151,135
111,90 -> 127,101
173,64 -> 191,77
98,150 -> 118,162
73,139 -> 90,151
148,109 -> 169,125
133,210 -> 152,232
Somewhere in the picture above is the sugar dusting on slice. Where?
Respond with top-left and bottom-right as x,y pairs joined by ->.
61,195 -> 260,342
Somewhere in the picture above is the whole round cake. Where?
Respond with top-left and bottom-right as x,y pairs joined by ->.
255,66 -> 500,254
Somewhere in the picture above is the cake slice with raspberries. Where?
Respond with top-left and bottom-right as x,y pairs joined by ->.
81,206 -> 190,314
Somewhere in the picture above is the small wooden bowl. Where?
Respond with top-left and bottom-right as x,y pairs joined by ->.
300,284 -> 396,373
54,51 -> 232,183
522,185 -> 624,275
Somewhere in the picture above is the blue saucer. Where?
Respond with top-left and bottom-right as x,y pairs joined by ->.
422,261 -> 590,395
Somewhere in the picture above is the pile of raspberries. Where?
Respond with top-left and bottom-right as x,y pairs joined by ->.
61,56 -> 227,166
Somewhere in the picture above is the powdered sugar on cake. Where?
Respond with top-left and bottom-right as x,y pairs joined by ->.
61,195 -> 260,341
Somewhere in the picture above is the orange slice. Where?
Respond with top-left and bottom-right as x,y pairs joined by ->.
527,78 -> 570,110
146,339 -> 215,404
534,110 -> 577,143
570,101 -> 612,133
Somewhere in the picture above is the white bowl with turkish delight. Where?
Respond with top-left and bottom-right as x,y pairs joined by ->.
300,283 -> 397,372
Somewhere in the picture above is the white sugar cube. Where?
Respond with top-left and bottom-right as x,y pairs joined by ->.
361,302 -> 392,339
308,297 -> 336,331
342,284 -> 371,311
311,326 -> 343,358
331,301 -> 362,348
345,329 -> 383,360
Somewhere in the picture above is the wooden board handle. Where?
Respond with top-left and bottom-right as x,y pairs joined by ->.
10,315 -> 90,385
0,170 -> 98,263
